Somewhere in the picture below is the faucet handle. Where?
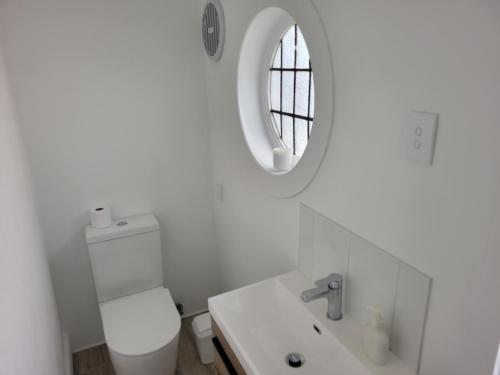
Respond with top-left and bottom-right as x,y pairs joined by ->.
315,273 -> 343,289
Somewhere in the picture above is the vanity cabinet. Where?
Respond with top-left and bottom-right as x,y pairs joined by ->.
211,318 -> 247,375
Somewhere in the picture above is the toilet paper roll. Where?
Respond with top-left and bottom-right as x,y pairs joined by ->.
90,204 -> 112,228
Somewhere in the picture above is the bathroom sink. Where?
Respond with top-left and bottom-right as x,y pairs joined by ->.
209,271 -> 414,375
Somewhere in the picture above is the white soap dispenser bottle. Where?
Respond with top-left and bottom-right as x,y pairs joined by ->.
363,306 -> 390,365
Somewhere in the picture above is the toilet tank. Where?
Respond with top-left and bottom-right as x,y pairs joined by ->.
85,214 -> 163,302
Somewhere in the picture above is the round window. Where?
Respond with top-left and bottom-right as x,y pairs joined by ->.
268,24 -> 314,159
237,5 -> 333,197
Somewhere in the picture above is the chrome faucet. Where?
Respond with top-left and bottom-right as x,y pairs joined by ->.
301,273 -> 343,321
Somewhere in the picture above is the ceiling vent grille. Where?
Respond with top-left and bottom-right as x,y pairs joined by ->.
202,0 -> 225,61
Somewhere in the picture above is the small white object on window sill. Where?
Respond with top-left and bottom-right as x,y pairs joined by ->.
273,147 -> 292,171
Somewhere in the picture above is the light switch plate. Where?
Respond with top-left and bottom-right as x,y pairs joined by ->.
405,111 -> 439,165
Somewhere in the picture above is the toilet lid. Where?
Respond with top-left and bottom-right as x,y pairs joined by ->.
100,287 -> 181,356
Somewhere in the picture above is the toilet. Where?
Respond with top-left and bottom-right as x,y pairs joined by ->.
85,213 -> 180,375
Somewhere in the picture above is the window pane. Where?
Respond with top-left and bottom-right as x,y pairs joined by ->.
270,71 -> 281,110
282,115 -> 293,149
282,71 -> 294,113
296,27 -> 310,69
295,72 -> 310,117
281,26 -> 295,68
268,24 -> 315,159
295,119 -> 308,157
273,112 -> 282,137
272,43 -> 281,68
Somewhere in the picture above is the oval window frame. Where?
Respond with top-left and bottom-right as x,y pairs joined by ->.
237,3 -> 334,198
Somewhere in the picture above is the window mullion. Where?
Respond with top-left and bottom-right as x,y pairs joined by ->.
292,24 -> 298,155
270,68 -> 312,72
307,58 -> 312,139
270,110 -> 313,122
279,40 -> 283,139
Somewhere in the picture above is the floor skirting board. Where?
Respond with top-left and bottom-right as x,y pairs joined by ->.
182,308 -> 209,319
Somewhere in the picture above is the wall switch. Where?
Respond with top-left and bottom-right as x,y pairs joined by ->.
405,111 -> 439,165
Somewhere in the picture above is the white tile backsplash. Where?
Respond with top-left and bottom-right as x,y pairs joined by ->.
298,203 -> 431,373
347,236 -> 399,331
391,262 -> 431,372
312,213 -> 350,281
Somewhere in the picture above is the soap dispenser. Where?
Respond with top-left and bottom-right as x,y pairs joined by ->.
363,306 -> 390,365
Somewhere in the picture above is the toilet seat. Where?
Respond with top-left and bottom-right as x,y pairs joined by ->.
99,287 -> 181,357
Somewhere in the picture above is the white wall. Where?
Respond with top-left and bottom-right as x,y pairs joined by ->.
203,1 -> 500,374
0,44 -> 65,375
1,0 -> 499,372
0,0 -> 219,350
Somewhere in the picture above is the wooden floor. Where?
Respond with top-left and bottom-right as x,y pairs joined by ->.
73,315 -> 217,375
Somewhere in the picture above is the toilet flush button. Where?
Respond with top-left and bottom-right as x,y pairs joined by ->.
117,221 -> 128,227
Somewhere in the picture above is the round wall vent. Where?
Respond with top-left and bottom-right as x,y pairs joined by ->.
202,0 -> 225,61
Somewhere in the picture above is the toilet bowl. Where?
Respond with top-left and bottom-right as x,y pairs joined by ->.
100,287 -> 180,375
86,214 -> 180,375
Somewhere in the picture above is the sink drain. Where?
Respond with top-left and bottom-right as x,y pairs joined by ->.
286,352 -> 305,368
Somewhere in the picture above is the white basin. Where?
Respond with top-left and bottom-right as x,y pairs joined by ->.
209,271 -> 415,375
